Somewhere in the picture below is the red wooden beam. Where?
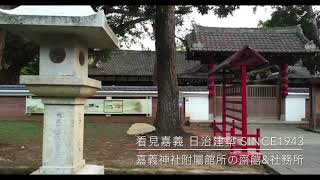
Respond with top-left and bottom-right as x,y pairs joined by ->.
209,46 -> 269,76
226,100 -> 242,104
241,65 -> 248,153
226,108 -> 242,113
226,121 -> 242,130
226,114 -> 242,122
222,68 -> 227,137
225,93 -> 241,96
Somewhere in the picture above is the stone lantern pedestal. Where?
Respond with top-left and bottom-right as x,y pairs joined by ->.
21,75 -> 102,174
0,6 -> 120,174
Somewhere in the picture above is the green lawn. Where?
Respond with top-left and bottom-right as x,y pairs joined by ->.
85,123 -> 131,141
0,121 -> 267,174
0,121 -> 131,144
0,121 -> 42,144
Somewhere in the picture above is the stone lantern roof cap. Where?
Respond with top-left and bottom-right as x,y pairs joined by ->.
0,5 -> 120,49
0,6 -> 96,16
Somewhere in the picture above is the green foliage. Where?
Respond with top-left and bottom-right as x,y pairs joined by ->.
258,6 -> 320,40
0,121 -> 42,144
259,6 -> 320,74
303,55 -> 320,75
20,56 -> 39,75
259,6 -> 304,27
2,31 -> 38,71
0,31 -> 39,84
0,121 -> 131,144
91,5 -> 156,48
85,123 -> 131,141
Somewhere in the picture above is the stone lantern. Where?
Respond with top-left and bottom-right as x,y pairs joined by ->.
0,6 -> 119,174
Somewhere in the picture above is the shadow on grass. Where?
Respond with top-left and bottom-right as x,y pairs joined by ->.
0,166 -> 38,175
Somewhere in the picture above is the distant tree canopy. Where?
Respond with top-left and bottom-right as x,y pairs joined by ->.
0,23 -> 39,84
259,6 -> 319,42
259,5 -> 320,74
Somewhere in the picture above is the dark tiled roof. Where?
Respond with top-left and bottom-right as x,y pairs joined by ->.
211,46 -> 268,73
288,87 -> 309,93
101,86 -> 208,92
267,61 -> 312,79
88,50 -> 201,76
0,85 -> 26,90
0,85 -> 309,93
0,85 -> 208,92
288,65 -> 312,78
186,25 -> 320,53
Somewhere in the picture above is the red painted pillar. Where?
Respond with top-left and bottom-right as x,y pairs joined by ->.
280,63 -> 289,120
281,64 -> 289,97
241,65 -> 248,152
222,68 -> 227,137
208,64 -> 215,122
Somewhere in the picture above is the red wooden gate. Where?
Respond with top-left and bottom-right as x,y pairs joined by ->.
211,46 -> 269,164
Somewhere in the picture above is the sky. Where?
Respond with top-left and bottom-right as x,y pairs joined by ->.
121,5 -> 320,51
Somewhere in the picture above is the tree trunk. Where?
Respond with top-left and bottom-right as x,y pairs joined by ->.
0,67 -> 21,84
304,5 -> 320,48
153,61 -> 158,86
0,31 -> 5,68
151,22 -> 158,86
153,6 -> 185,136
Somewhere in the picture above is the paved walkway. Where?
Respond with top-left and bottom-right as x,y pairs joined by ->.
249,124 -> 320,174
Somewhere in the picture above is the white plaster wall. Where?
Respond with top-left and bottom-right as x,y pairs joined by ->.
285,93 -> 309,121
185,96 -> 209,122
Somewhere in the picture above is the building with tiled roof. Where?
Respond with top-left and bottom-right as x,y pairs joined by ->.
185,24 -> 320,64
88,25 -> 319,87
88,50 -> 208,86
251,60 -> 313,87
184,24 -> 319,122
88,50 -> 315,86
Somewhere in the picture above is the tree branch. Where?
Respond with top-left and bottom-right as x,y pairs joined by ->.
104,6 -> 146,18
116,17 -> 148,30
175,35 -> 187,47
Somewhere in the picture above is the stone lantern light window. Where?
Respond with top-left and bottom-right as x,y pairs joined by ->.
49,48 -> 66,63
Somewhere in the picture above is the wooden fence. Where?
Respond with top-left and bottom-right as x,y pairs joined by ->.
215,85 -> 279,119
